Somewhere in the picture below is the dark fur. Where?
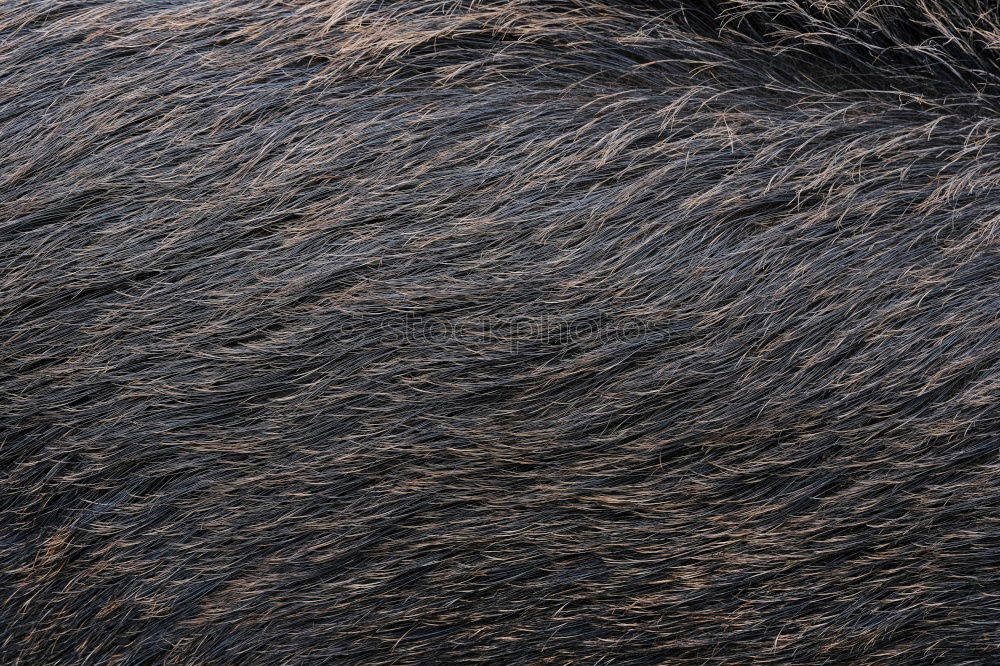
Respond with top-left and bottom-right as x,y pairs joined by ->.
2,1 -> 999,663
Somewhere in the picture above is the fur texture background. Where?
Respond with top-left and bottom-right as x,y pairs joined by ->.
1,0 -> 999,663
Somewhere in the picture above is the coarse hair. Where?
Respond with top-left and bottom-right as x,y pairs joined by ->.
1,1 -> 998,663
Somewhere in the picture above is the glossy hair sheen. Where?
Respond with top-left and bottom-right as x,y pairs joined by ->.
2,1 -> 999,663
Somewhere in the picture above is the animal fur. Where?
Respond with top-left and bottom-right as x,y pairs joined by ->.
1,0 -> 998,663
